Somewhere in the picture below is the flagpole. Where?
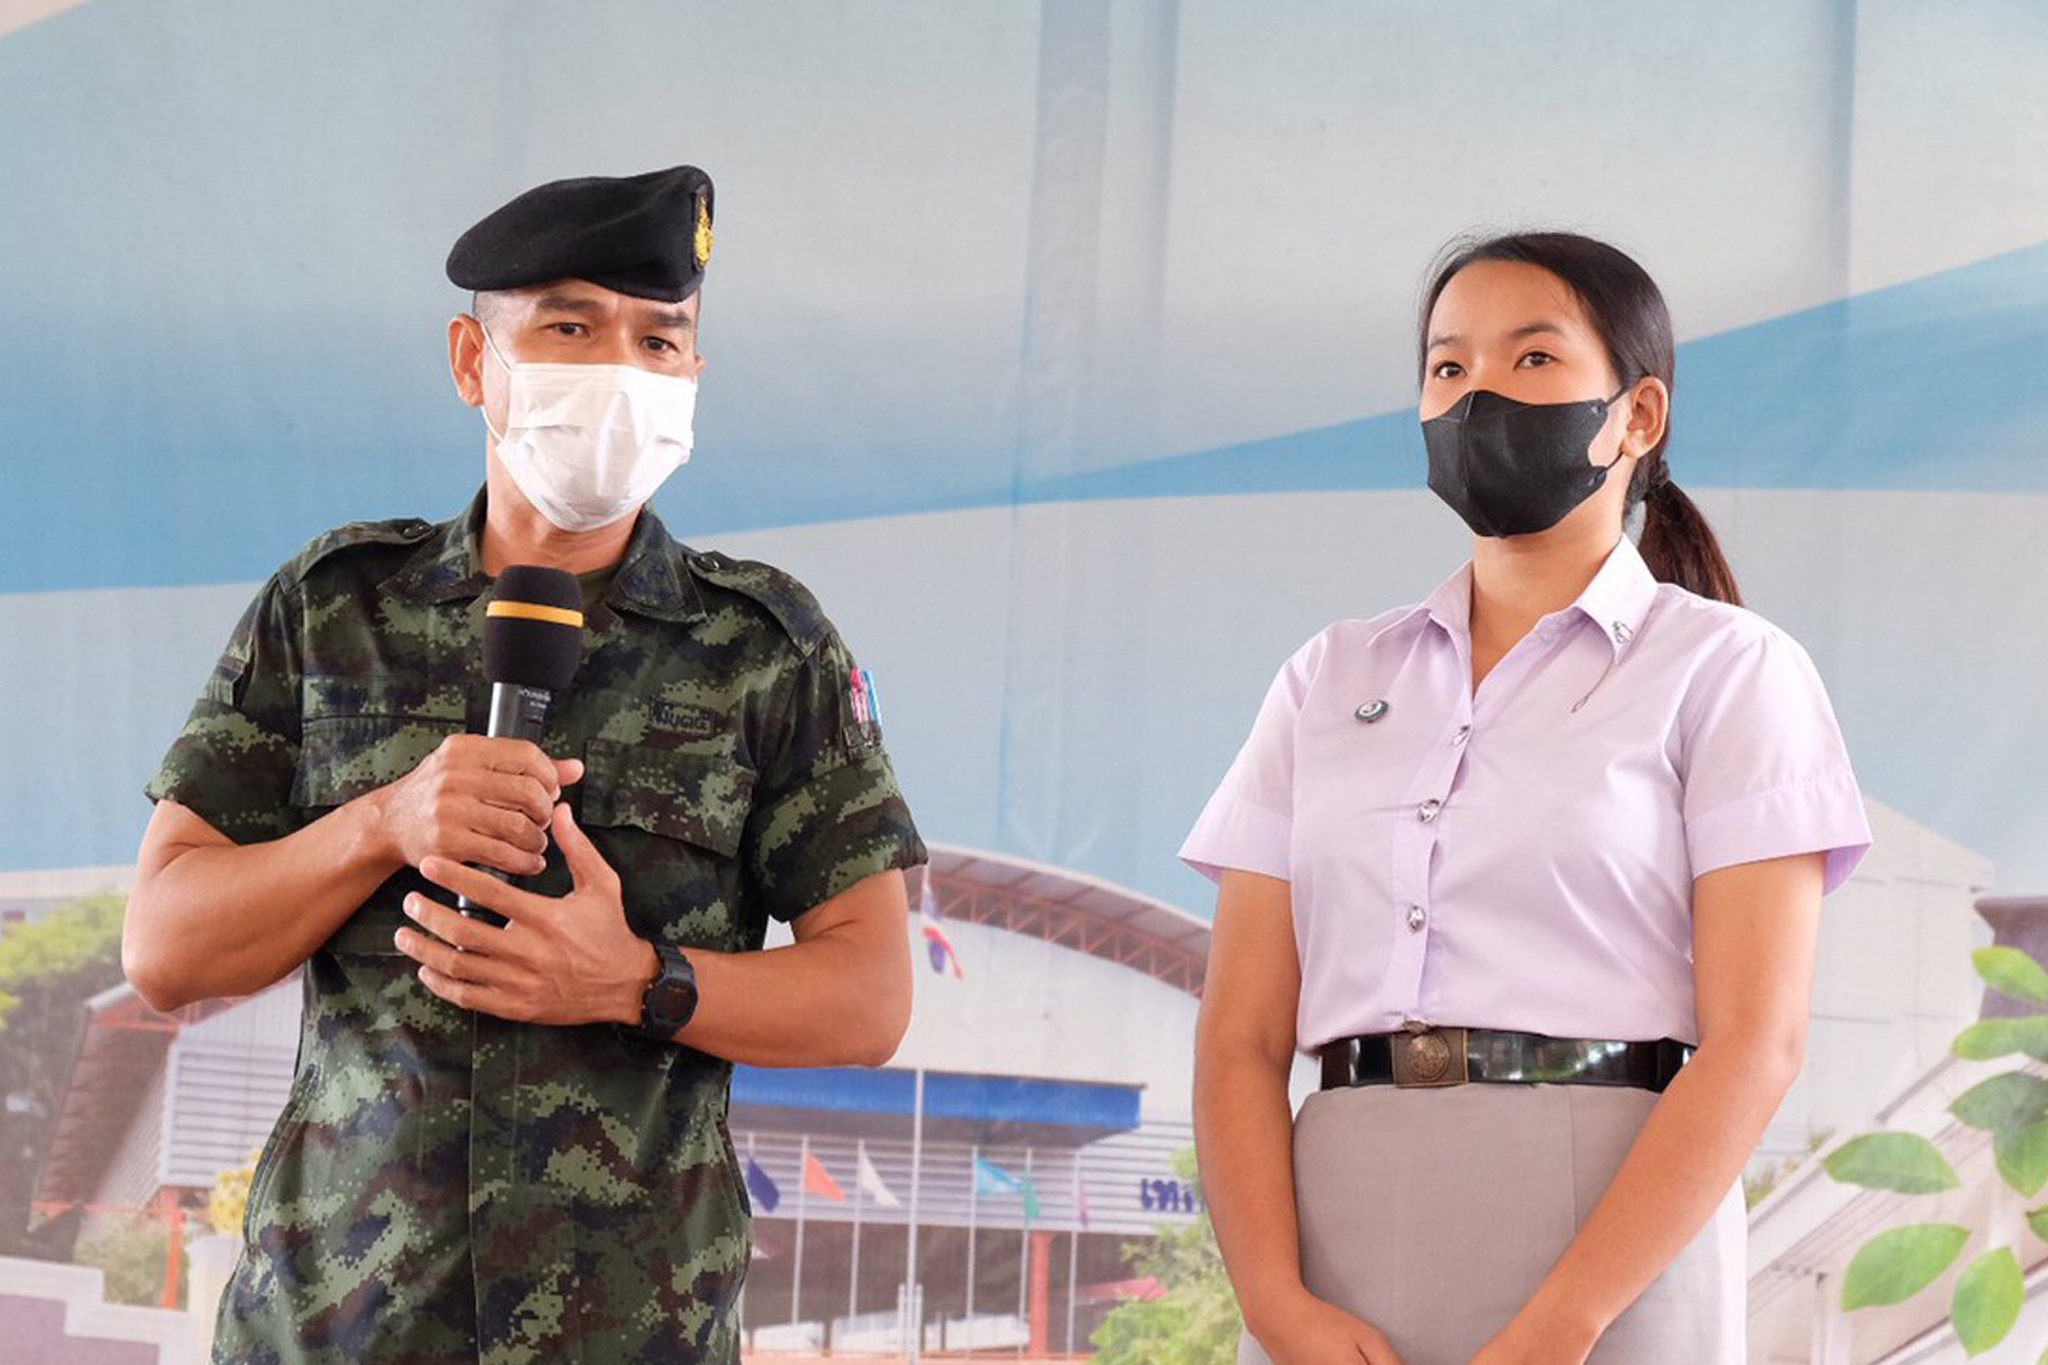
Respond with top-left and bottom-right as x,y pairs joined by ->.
793,1133 -> 810,1336
966,1141 -> 980,1357
1018,1146 -> 1034,1323
906,1068 -> 925,1363
850,1138 -> 865,1330
1066,1159 -> 1081,1354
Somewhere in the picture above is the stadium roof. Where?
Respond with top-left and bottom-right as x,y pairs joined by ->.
917,845 -> 1211,997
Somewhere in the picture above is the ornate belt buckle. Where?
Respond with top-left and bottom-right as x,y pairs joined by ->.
1392,1025 -> 1470,1087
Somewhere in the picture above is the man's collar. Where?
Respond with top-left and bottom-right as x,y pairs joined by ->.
384,488 -> 492,604
608,504 -> 707,623
384,487 -> 706,623
1364,534 -> 1658,658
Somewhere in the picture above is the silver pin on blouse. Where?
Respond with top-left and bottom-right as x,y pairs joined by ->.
1355,699 -> 1390,724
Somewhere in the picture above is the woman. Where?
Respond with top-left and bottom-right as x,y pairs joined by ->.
1181,232 -> 1872,1365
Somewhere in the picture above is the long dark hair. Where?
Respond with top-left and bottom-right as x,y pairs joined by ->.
1417,231 -> 1742,606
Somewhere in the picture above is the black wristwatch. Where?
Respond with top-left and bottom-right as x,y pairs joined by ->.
631,941 -> 699,1039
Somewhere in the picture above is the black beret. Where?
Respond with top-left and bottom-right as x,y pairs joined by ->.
446,165 -> 715,303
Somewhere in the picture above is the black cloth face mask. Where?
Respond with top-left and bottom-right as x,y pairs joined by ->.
1421,386 -> 1630,538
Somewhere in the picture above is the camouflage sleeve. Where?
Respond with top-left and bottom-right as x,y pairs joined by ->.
743,629 -> 926,922
142,573 -> 304,843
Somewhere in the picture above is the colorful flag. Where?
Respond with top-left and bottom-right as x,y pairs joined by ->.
974,1156 -> 1040,1222
919,875 -> 964,978
803,1151 -> 847,1203
744,1156 -> 781,1213
974,1155 -> 1022,1197
857,1145 -> 901,1209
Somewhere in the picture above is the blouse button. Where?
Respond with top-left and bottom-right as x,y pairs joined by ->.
1418,798 -> 1443,822
1452,724 -> 1471,746
1406,904 -> 1426,932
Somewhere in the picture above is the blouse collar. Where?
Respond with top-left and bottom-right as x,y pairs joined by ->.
1370,533 -> 1660,660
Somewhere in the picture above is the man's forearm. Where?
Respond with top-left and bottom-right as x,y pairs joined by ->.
125,797 -> 401,1011
1518,1041 -> 1797,1345
658,929 -> 910,1069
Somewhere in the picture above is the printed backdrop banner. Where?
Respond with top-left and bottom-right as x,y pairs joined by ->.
1,0 -> 2045,1355
2,2 -> 2045,902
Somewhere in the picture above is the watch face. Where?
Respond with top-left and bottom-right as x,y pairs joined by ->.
652,980 -> 694,1018
641,945 -> 698,1032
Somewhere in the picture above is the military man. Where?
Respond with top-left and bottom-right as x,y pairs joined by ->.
122,165 -> 927,1363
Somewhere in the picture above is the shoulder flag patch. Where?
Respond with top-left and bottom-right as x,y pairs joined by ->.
849,666 -> 883,732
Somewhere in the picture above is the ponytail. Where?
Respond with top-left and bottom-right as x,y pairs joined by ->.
1633,460 -> 1742,606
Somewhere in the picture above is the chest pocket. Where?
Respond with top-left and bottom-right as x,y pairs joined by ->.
291,674 -> 469,809
294,676 -> 469,960
581,738 -> 755,859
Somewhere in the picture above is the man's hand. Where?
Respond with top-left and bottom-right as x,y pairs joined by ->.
394,802 -> 657,1026
367,734 -> 585,877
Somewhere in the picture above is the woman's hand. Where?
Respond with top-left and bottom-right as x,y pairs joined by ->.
1248,1286 -> 1407,1364
1462,1305 -> 1596,1365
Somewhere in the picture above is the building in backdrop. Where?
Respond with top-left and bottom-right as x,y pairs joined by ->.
18,801 -> 2025,1361
25,848 -> 1282,1357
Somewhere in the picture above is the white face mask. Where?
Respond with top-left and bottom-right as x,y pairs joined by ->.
479,323 -> 697,532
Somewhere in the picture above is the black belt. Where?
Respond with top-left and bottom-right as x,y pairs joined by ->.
1318,1026 -> 1695,1093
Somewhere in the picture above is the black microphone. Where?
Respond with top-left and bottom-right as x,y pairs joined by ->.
459,564 -> 584,923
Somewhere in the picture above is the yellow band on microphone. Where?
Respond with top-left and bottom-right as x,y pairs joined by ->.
486,600 -> 584,628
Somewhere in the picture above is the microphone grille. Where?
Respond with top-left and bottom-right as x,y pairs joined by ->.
482,565 -> 584,690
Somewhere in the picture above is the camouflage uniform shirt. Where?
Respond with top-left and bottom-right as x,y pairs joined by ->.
145,488 -> 927,1364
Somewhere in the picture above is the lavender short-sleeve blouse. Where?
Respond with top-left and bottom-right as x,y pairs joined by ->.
1179,533 -> 1873,1051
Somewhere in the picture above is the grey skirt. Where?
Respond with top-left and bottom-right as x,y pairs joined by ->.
1237,1079 -> 1745,1365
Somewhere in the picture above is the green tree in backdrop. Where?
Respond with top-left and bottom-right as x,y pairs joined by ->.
0,893 -> 128,1257
1825,944 -> 2048,1357
1092,1147 -> 1240,1365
